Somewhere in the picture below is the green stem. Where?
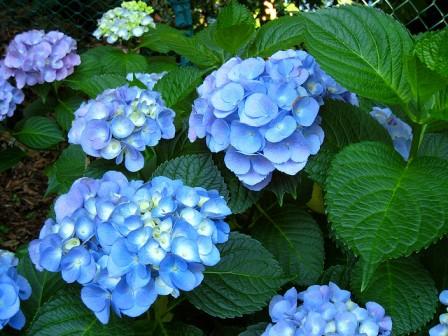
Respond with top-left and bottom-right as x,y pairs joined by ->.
409,123 -> 428,160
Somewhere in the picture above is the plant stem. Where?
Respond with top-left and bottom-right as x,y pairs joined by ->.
409,123 -> 428,160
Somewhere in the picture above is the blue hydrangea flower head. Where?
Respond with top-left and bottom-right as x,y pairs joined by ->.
29,172 -> 231,324
0,63 -> 24,121
68,77 -> 175,172
429,290 -> 448,336
188,49 -> 357,191
0,250 -> 32,330
93,1 -> 155,44
2,30 -> 80,89
370,106 -> 413,160
262,283 -> 392,336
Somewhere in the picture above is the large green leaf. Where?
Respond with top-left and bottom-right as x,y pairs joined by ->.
67,74 -> 128,98
26,288 -> 131,336
305,100 -> 391,185
15,116 -> 64,149
154,67 -> 204,111
320,264 -> 351,289
152,154 -> 228,200
252,206 -> 324,286
140,24 -> 221,68
326,141 -> 448,287
418,132 -> 448,160
55,96 -> 84,131
302,6 -> 413,105
267,172 -> 313,206
215,0 -> 255,55
17,253 -> 64,323
46,145 -> 87,195
351,258 -> 438,335
415,27 -> 448,78
186,232 -> 285,318
0,146 -> 26,173
247,16 -> 304,57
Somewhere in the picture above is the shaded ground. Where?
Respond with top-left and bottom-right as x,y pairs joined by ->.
0,150 -> 57,251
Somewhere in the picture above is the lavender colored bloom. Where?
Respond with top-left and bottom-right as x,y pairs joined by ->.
262,283 -> 392,336
68,80 -> 175,172
370,107 -> 413,160
0,63 -> 24,121
29,172 -> 231,324
188,49 -> 357,190
0,250 -> 31,331
429,290 -> 448,336
93,1 -> 155,44
2,30 -> 80,89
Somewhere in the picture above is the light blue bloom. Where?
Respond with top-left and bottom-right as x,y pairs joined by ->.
262,283 -> 392,336
29,172 -> 231,324
189,49 -> 357,190
429,290 -> 448,336
0,250 -> 31,331
370,106 -> 413,160
68,81 -> 175,172
0,63 -> 24,121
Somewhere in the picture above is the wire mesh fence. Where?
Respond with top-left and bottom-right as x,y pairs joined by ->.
0,0 -> 447,51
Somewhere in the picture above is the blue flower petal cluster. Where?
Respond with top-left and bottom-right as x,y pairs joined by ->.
0,250 -> 32,330
370,107 -> 413,160
0,64 -> 24,121
262,283 -> 392,336
2,30 -> 80,89
93,1 -> 155,44
188,49 -> 357,191
29,172 -> 231,324
429,290 -> 448,336
126,72 -> 165,90
68,82 -> 175,172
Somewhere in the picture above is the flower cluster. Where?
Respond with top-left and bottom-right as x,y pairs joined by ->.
0,250 -> 31,330
262,283 -> 392,336
429,290 -> 448,336
126,71 -> 165,90
0,64 -> 24,121
188,49 -> 357,191
370,107 -> 413,160
68,82 -> 175,172
93,1 -> 155,44
29,172 -> 231,324
2,30 -> 80,89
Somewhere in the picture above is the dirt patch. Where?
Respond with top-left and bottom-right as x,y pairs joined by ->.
0,149 -> 57,251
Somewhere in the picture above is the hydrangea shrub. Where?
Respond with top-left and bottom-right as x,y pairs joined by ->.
0,1 -> 447,335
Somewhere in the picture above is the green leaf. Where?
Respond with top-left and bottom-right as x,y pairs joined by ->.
302,6 -> 413,105
252,206 -> 324,286
15,116 -> 64,149
325,141 -> 448,288
140,24 -> 221,68
17,253 -> 64,324
67,74 -> 128,98
351,258 -> 438,335
186,232 -> 285,318
216,0 -> 255,55
266,172 -> 312,206
247,16 -> 304,57
418,133 -> 448,160
305,100 -> 392,185
152,154 -> 228,200
154,67 -> 204,111
239,323 -> 268,336
319,264 -> 351,289
46,145 -> 87,195
0,146 -> 26,172
219,163 -> 260,214
146,56 -> 178,73
415,27 -> 448,78
26,287 -> 132,336
55,96 -> 84,131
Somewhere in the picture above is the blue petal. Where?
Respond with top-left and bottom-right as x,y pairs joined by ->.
210,82 -> 244,112
171,237 -> 200,262
81,285 -> 109,312
111,116 -> 135,139
265,115 -> 297,143
124,147 -> 144,172
240,93 -> 278,127
224,148 -> 250,174
292,96 -> 319,127
230,122 -> 264,154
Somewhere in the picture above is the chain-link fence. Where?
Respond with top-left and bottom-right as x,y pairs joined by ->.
0,0 -> 447,51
